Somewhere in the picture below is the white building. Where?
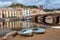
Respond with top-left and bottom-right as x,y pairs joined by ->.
22,8 -> 30,17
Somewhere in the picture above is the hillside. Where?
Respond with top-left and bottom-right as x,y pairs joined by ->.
8,3 -> 60,12
8,3 -> 38,8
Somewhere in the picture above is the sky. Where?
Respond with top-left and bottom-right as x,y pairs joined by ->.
0,0 -> 60,9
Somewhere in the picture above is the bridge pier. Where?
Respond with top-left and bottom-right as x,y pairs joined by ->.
35,16 -> 38,22
42,16 -> 46,23
59,17 -> 60,24
52,16 -> 60,25
37,16 -> 44,23
53,17 -> 57,24
56,16 -> 60,24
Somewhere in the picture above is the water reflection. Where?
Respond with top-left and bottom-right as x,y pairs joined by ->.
0,29 -> 12,36
0,21 -> 51,30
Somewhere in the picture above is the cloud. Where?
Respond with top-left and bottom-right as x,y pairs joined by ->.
0,0 -> 60,9
0,1 -> 12,7
0,0 -> 13,2
15,0 -> 45,6
45,0 -> 60,9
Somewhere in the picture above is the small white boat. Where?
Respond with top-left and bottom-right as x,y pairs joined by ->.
31,28 -> 45,34
18,29 -> 33,36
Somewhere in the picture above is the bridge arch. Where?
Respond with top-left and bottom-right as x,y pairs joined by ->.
45,16 -> 53,24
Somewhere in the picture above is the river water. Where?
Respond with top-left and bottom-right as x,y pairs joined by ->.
0,20 -> 60,36
0,20 -> 51,31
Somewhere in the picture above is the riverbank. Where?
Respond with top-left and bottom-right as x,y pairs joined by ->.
0,28 -> 60,40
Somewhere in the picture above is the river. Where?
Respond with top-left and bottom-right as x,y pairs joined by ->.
0,20 -> 51,30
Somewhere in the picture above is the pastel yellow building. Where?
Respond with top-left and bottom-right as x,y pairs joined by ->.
0,6 -> 45,18
15,8 -> 23,18
0,8 -> 3,18
2,8 -> 12,18
30,8 -> 40,15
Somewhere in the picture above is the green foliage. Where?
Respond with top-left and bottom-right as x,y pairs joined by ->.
8,3 -> 26,8
27,5 -> 38,8
44,9 -> 54,12
8,3 -> 38,8
8,3 -> 60,12
44,8 -> 60,12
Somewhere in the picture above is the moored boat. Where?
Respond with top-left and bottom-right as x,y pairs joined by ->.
31,28 -> 45,34
18,29 -> 33,36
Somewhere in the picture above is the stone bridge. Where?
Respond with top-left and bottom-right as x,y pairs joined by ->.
27,13 -> 60,25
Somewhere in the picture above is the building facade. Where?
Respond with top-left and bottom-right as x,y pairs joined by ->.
0,6 -> 45,18
0,9 -> 3,18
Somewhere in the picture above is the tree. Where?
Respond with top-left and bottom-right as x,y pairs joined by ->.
8,3 -> 26,8
8,3 -> 38,8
